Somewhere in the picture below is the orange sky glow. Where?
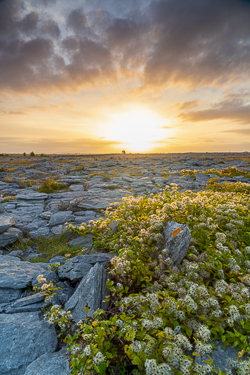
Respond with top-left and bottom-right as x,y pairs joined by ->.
1,0 -> 250,154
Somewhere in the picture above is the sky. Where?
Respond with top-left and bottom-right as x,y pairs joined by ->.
1,0 -> 250,154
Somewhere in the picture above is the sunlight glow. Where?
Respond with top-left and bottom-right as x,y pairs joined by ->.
104,108 -> 171,152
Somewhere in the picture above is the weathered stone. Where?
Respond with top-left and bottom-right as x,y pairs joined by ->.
193,340 -> 249,374
49,211 -> 72,226
24,348 -> 71,375
65,262 -> 110,323
58,253 -> 117,281
0,256 -> 46,289
109,220 -> 118,234
0,312 -> 57,374
162,221 -> 191,267
3,293 -> 46,314
16,192 -> 48,200
0,216 -> 15,234
4,301 -> 46,314
39,211 -> 52,219
11,293 -> 45,308
0,288 -> 22,303
29,227 -> 51,239
71,198 -> 120,210
49,255 -> 66,264
51,281 -> 75,306
68,234 -> 93,249
0,227 -> 23,248
50,225 -> 68,235
195,172 -> 211,185
8,250 -> 24,258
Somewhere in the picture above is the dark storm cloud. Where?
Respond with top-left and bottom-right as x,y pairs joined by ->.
106,18 -> 139,49
143,0 -> 250,88
179,97 -> 250,124
66,9 -> 88,34
40,18 -> 60,38
19,11 -> 38,33
1,0 -> 250,94
0,0 -> 115,93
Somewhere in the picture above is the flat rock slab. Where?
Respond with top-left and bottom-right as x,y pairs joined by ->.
29,227 -> 51,239
162,221 -> 191,267
58,252 -> 117,281
0,288 -> 22,303
0,227 -> 23,248
0,312 -> 57,374
195,172 -> 211,184
0,256 -> 46,289
0,216 -> 15,234
24,349 -> 71,375
65,262 -> 109,323
49,211 -> 72,226
68,234 -> 93,248
71,198 -> 121,210
16,192 -> 48,200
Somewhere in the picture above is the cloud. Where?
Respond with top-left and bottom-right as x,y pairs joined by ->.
174,100 -> 200,111
222,128 -> 250,135
178,97 -> 250,124
66,8 -> 88,34
143,0 -> 250,88
1,0 -> 250,94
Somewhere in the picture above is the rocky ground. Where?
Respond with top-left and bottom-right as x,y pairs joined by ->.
1,152 -> 250,250
1,152 -> 250,375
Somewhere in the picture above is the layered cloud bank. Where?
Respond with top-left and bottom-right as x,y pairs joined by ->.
1,0 -> 250,153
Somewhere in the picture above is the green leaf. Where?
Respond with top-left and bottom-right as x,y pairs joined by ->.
192,352 -> 201,357
186,327 -> 192,337
131,355 -> 143,369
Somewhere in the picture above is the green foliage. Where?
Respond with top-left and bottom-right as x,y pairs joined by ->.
2,196 -> 16,203
45,186 -> 250,374
10,233 -> 79,262
38,179 -> 68,194
30,151 -> 35,156
207,178 -> 250,194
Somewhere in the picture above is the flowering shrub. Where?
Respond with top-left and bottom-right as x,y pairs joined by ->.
47,184 -> 250,374
33,274 -> 62,307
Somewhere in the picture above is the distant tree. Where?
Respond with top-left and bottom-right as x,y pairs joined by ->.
23,152 -> 26,157
122,150 -> 126,154
30,151 -> 35,157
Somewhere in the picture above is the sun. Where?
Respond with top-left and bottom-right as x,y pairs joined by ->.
104,108 -> 169,152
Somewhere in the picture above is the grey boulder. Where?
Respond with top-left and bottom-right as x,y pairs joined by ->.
0,256 -> 46,289
0,216 -> 15,234
195,172 -> 211,185
68,234 -> 93,249
29,227 -> 50,239
24,348 -> 71,375
58,252 -> 116,281
3,293 -> 45,314
193,340 -> 249,374
49,211 -> 72,226
65,262 -> 110,323
0,227 -> 23,248
0,288 -> 22,303
162,221 -> 191,267
0,312 -> 57,374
